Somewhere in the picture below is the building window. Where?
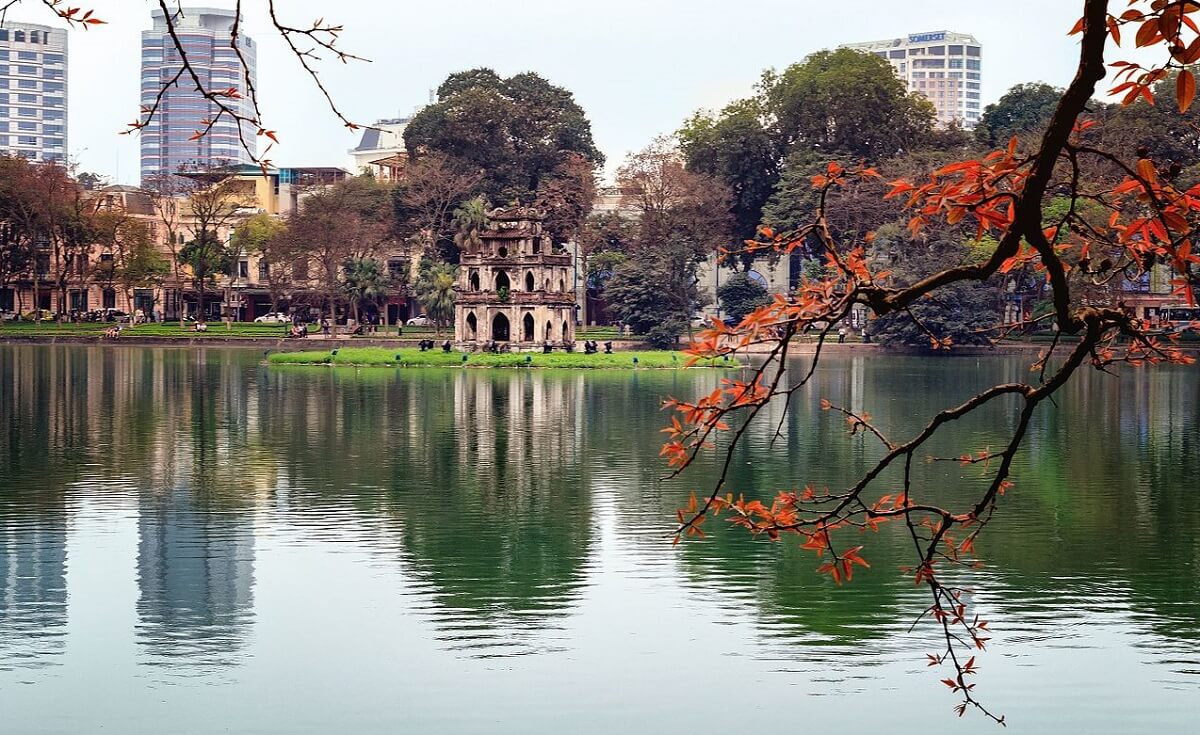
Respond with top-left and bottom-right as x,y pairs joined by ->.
889,49 -> 906,59
258,260 -> 269,281
17,136 -> 37,146
17,65 -> 36,75
14,31 -> 24,43
966,46 -> 981,57
44,53 -> 63,64
966,59 -> 982,71
238,260 -> 249,279
927,45 -> 945,55
17,80 -> 37,89
44,96 -> 63,107
102,289 -> 116,309
18,51 -> 37,61
948,45 -> 964,55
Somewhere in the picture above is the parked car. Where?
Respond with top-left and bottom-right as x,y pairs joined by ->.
88,308 -> 128,323
254,312 -> 289,324
406,315 -> 431,327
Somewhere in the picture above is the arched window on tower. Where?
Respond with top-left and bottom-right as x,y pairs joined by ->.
496,271 -> 510,292
469,271 -> 480,291
525,271 -> 535,291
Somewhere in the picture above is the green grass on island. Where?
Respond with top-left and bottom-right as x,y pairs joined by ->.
267,346 -> 740,369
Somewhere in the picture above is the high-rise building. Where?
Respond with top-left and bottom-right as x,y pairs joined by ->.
140,7 -> 256,182
0,22 -> 67,163
841,31 -> 983,128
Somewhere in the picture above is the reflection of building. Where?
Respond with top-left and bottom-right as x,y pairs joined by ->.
137,488 -> 254,661
0,22 -> 68,163
455,207 -> 577,348
841,31 -> 983,127
0,514 -> 68,664
140,7 -> 257,181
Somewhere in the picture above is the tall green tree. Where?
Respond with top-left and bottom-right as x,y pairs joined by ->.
604,139 -> 731,346
763,48 -> 936,160
678,98 -> 780,242
451,196 -> 487,254
234,213 -> 290,314
182,179 -> 245,322
283,175 -> 392,323
974,82 -> 1063,147
412,258 -> 457,335
404,69 -> 603,243
341,257 -> 392,324
716,271 -> 770,325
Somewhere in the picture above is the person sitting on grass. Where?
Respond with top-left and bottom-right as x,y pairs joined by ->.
442,340 -> 452,353
195,321 -> 208,332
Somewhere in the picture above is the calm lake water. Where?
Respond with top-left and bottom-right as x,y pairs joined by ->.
0,344 -> 1197,733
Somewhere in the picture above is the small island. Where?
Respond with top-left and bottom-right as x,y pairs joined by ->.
267,346 -> 740,369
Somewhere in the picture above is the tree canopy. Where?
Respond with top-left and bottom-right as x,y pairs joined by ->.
404,69 -> 602,243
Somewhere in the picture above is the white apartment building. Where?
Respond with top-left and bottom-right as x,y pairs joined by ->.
348,117 -> 410,180
841,31 -> 983,127
0,22 -> 67,163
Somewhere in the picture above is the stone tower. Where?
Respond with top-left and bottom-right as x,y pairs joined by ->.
454,206 -> 576,349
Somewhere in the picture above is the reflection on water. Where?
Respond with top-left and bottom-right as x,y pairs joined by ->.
0,344 -> 1197,733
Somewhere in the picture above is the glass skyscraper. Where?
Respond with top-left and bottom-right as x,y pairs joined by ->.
0,22 -> 67,163
140,6 -> 257,182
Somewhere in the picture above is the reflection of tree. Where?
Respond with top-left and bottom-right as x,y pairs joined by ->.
254,368 -> 596,654
391,372 -> 592,645
661,357 -> 1200,658
1,343 -> 1197,678
982,366 -> 1200,645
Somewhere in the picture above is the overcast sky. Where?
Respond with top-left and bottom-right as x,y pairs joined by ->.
5,0 -> 1086,185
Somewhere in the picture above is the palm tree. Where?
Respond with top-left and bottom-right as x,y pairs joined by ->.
413,259 -> 458,335
341,257 -> 392,324
452,196 -> 487,254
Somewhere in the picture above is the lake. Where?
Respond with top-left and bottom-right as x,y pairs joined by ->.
0,344 -> 1197,733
